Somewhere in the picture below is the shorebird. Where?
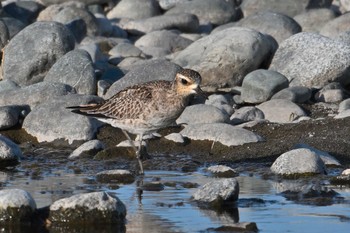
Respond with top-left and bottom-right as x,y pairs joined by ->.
68,68 -> 204,175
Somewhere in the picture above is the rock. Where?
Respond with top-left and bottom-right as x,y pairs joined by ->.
271,148 -> 325,176
109,42 -> 144,58
205,94 -> 235,115
2,1 -> 44,25
141,182 -> 165,191
257,99 -> 307,123
241,0 -> 332,17
342,169 -> 350,176
206,223 -> 258,233
241,69 -> 289,104
0,82 -> 75,109
158,0 -> 191,10
107,0 -> 161,20
0,80 -> 19,92
230,106 -> 265,125
180,123 -> 264,146
44,49 -> 96,95
293,143 -> 341,167
320,12 -> 350,38
0,189 -> 36,224
49,192 -> 126,225
123,13 -> 199,35
334,31 -> 350,44
0,17 -> 26,39
0,105 -> 27,130
0,19 -> 9,52
173,27 -> 273,91
94,13 -> 114,37
271,86 -> 312,103
176,104 -> 229,125
105,59 -> 182,98
0,135 -> 22,166
135,30 -> 193,57
79,43 -> 108,63
96,169 -> 135,184
269,32 -> 350,88
2,21 -> 75,86
192,178 -> 239,206
314,83 -> 346,103
293,9 -> 337,32
338,98 -> 350,112
23,95 -> 104,144
164,133 -> 185,143
207,165 -> 239,178
69,140 -> 106,159
165,0 -> 241,25
233,11 -> 301,44
334,109 -> 350,119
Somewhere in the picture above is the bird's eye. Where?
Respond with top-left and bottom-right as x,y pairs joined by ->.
181,79 -> 188,85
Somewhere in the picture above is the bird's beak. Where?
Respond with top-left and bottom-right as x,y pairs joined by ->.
196,86 -> 208,99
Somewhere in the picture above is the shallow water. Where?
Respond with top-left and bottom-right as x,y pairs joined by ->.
1,152 -> 350,233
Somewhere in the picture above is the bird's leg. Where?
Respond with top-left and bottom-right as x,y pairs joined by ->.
121,130 -> 144,175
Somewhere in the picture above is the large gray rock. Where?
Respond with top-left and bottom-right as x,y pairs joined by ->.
192,178 -> 239,206
269,32 -> 350,88
257,99 -> 307,123
241,0 -> 332,17
180,123 -> 263,146
123,13 -> 199,35
271,86 -> 312,103
2,1 -> 44,25
0,17 -> 25,39
2,21 -> 75,86
320,12 -> 350,38
271,148 -> 326,176
0,82 -> 75,109
107,0 -> 161,20
0,80 -> 19,93
165,0 -> 240,25
233,11 -> 301,44
173,27 -> 273,91
49,192 -> 126,224
0,189 -> 36,224
44,49 -> 96,95
0,135 -> 22,166
293,9 -> 337,33
158,0 -> 191,10
135,30 -> 193,57
23,95 -> 104,144
241,69 -> 289,104
176,104 -> 229,125
105,59 -> 182,98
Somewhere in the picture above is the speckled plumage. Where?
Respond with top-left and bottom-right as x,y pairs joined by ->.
68,68 -> 203,174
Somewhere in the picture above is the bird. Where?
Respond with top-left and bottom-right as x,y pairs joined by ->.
67,68 -> 205,175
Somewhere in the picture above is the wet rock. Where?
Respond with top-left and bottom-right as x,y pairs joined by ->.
44,49 -> 96,95
330,170 -> 350,185
107,0 -> 161,20
23,95 -> 104,144
0,106 -> 26,130
2,21 -> 75,86
206,222 -> 258,233
230,106 -> 265,125
49,192 -> 126,225
207,165 -> 239,178
192,178 -> 239,207
271,86 -> 312,103
241,0 -> 332,17
234,11 -> 301,44
293,9 -> 337,33
320,12 -> 350,38
173,27 -> 272,91
269,32 -> 350,88
123,13 -> 199,35
257,99 -> 307,123
69,140 -> 106,159
165,0 -> 240,25
0,135 -> 22,166
293,143 -> 341,167
177,104 -> 229,125
96,169 -> 135,184
105,59 -> 182,98
141,182 -> 165,191
271,148 -> 325,177
0,80 -> 19,92
135,30 -> 193,57
241,69 -> 289,104
181,123 -> 263,147
0,189 -> 36,225
2,1 -> 44,25
164,133 -> 185,144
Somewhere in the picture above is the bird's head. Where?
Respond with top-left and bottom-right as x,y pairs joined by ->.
174,69 -> 206,98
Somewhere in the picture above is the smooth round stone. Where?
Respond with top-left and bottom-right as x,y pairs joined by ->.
107,0 -> 161,20
69,140 -> 106,159
0,135 -> 22,165
293,9 -> 337,33
230,106 -> 265,125
207,165 -> 239,178
176,104 -> 229,125
96,169 -> 135,184
271,86 -> 312,103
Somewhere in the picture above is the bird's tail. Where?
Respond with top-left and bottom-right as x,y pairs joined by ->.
66,103 -> 107,118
